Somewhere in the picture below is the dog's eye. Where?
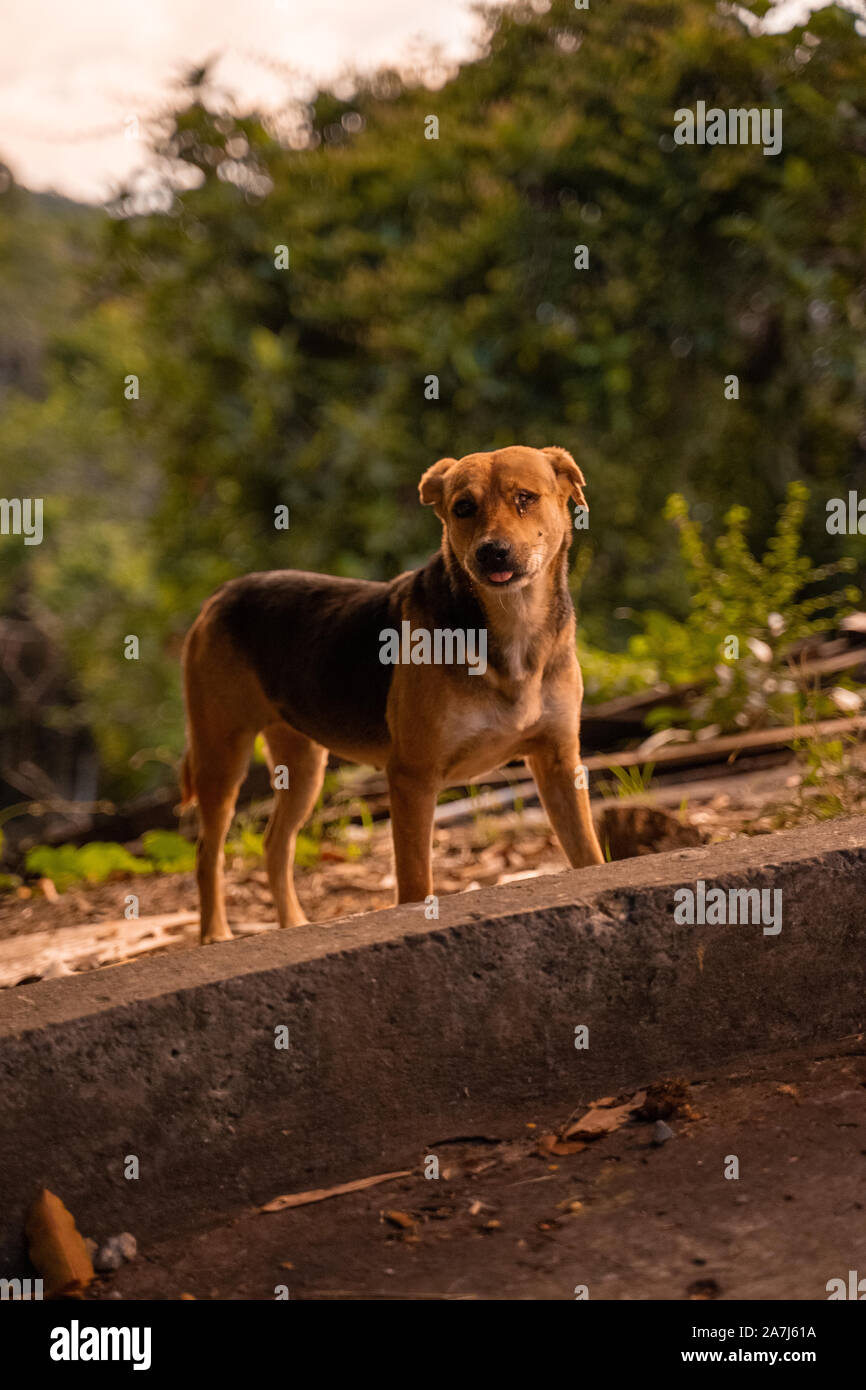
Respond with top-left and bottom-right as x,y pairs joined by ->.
453,497 -> 477,518
515,491 -> 538,510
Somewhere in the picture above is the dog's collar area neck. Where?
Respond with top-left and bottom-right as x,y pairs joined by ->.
427,538 -> 573,683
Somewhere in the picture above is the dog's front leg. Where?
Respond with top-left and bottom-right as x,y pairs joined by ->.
387,764 -> 438,904
528,739 -> 604,868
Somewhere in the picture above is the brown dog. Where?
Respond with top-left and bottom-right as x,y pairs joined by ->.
181,445 -> 603,943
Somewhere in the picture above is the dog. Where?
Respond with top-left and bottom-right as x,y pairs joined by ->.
181,444 -> 604,943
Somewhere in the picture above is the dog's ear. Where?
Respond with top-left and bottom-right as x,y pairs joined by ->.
542,446 -> 587,510
419,456 -> 458,509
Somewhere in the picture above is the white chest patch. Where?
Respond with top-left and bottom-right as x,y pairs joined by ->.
439,680 -> 545,782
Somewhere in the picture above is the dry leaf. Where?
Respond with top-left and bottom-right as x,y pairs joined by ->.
25,1189 -> 94,1298
536,1133 -> 588,1157
383,1210 -> 416,1229
562,1095 -> 641,1141
260,1169 -> 411,1213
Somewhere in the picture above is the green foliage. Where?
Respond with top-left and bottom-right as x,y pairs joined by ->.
605,763 -> 656,798
25,841 -> 152,891
20,829 -> 196,890
140,828 -> 196,872
225,826 -> 265,861
577,639 -> 659,702
781,719 -> 866,823
293,832 -> 322,869
664,481 -> 857,652
1,1 -> 865,796
583,481 -> 859,731
661,482 -> 858,729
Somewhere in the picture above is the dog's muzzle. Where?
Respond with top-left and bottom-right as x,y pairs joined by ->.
475,539 -> 518,585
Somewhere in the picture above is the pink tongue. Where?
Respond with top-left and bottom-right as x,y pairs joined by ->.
489,571 -> 513,583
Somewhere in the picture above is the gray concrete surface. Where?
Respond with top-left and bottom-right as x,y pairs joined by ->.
1,817 -> 864,1273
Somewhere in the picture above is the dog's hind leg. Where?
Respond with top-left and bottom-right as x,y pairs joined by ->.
191,727 -> 257,944
262,722 -> 328,929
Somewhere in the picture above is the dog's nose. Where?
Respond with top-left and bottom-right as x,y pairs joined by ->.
475,539 -> 513,572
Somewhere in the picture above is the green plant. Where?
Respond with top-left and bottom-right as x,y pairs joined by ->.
225,826 -> 265,862
785,698 -> 866,821
140,828 -> 196,873
668,485 -> 859,732
293,832 -> 322,869
604,763 -> 655,798
616,483 -> 859,734
25,841 -> 152,891
577,639 -> 660,703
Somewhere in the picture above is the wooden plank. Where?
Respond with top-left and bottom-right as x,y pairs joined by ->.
790,648 -> 866,678
0,912 -> 199,988
583,714 -> 866,771
0,912 -> 271,989
582,682 -> 697,720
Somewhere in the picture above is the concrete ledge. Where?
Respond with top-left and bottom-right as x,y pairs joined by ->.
1,817 -> 865,1271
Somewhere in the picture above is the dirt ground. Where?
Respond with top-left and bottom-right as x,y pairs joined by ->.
4,746 -> 861,985
0,811 -> 563,943
0,755 -> 810,949
87,1037 -> 866,1302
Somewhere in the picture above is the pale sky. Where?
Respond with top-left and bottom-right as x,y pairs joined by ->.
0,0 -> 859,204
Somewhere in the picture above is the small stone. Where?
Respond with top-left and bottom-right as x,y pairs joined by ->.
652,1121 -> 675,1145
95,1247 -> 123,1273
94,1232 -> 137,1272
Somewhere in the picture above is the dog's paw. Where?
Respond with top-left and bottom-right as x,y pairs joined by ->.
200,924 -> 234,945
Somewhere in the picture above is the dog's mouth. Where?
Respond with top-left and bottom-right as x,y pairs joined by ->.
474,564 -> 533,589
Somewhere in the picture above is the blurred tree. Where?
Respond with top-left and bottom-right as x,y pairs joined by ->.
1,0 -> 865,797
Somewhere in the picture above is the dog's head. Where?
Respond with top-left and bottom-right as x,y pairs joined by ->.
419,445 -> 587,591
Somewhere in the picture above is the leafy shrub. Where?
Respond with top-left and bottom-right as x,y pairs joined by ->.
25,842 -> 152,891
140,829 -> 196,872
657,484 -> 859,731
582,483 -> 860,732
225,826 -> 265,862
21,830 -> 197,891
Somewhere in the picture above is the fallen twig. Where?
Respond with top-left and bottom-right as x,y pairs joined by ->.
260,1169 -> 412,1213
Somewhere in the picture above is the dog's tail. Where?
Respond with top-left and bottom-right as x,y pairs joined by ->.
179,622 -> 199,811
178,748 -> 197,810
